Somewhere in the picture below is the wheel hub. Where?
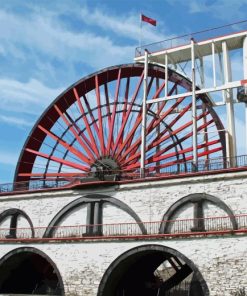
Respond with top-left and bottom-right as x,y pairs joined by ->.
90,157 -> 120,179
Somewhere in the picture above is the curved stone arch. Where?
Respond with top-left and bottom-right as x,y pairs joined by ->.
0,208 -> 34,238
97,244 -> 210,296
159,193 -> 238,233
44,194 -> 147,237
0,246 -> 64,295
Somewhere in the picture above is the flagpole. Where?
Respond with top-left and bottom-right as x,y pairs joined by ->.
139,13 -> 142,50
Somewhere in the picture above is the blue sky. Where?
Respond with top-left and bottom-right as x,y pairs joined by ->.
0,0 -> 247,184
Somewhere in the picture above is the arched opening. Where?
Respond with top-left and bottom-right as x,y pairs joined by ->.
0,208 -> 34,239
0,247 -> 64,295
44,194 -> 146,238
159,193 -> 237,234
98,245 -> 209,296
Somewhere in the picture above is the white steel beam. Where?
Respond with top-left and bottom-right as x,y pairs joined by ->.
135,30 -> 247,170
134,30 -> 247,64
212,42 -> 217,88
199,57 -> 205,88
222,41 -> 236,165
140,50 -> 148,178
243,36 -> 247,154
165,53 -> 168,97
191,38 -> 198,168
146,81 -> 242,104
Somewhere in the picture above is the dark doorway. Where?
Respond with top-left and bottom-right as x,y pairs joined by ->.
98,245 -> 209,296
0,248 -> 64,295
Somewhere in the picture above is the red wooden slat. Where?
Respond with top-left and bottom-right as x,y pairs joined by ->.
104,83 -> 112,139
114,77 -> 160,159
106,68 -> 122,155
18,172 -> 88,177
122,116 -> 214,167
117,84 -> 181,162
95,75 -> 105,155
119,77 -> 130,146
110,72 -> 144,156
37,125 -> 91,165
124,146 -> 223,171
152,115 -> 213,154
54,104 -> 95,161
148,140 -> 221,164
73,88 -> 100,158
25,148 -> 90,171
82,94 -> 101,144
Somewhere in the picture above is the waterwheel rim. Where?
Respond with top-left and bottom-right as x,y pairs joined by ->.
14,63 -> 226,184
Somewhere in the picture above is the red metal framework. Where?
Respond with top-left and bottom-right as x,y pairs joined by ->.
15,63 -> 226,184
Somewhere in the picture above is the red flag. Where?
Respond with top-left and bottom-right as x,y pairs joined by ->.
141,14 -> 157,26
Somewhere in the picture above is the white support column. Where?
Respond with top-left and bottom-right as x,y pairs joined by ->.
243,36 -> 247,154
222,41 -> 237,166
211,41 -> 217,88
217,50 -> 225,103
156,95 -> 161,175
191,38 -> 198,169
140,50 -> 148,178
199,57 -> 205,88
165,53 -> 168,98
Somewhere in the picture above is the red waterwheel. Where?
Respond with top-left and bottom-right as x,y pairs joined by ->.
15,63 -> 226,184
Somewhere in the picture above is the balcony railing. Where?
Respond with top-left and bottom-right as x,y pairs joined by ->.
1,155 -> 247,195
0,214 -> 246,242
135,20 -> 247,57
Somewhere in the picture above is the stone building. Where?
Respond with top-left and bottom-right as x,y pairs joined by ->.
1,27 -> 247,296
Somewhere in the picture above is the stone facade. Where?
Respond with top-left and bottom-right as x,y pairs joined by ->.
0,171 -> 247,295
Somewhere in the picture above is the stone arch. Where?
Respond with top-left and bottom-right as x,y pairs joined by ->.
159,193 -> 238,233
97,244 -> 209,296
0,208 -> 34,238
44,194 -> 147,237
0,247 -> 64,295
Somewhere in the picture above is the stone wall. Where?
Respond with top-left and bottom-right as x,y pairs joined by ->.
0,171 -> 246,295
1,171 -> 247,228
0,236 -> 246,296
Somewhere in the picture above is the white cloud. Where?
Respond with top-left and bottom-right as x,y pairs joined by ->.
0,9 -> 133,70
169,0 -> 247,20
0,3 -> 174,75
0,5 -> 174,125
0,115 -> 32,128
188,1 -> 207,13
79,6 -> 167,44
0,151 -> 18,166
0,78 -> 64,115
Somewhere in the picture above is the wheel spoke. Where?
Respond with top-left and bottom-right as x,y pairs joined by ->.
114,76 -> 159,159
73,87 -> 100,158
104,83 -> 112,140
25,148 -> 90,171
54,104 -> 95,161
124,146 -> 223,171
95,75 -> 106,155
117,85 -> 180,162
18,172 -> 88,178
106,68 -> 122,155
119,77 -> 130,146
82,94 -> 101,146
152,113 -> 212,151
110,72 -> 144,156
148,140 -> 221,165
15,64 -> 225,183
122,113 -> 213,167
37,125 -> 91,165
